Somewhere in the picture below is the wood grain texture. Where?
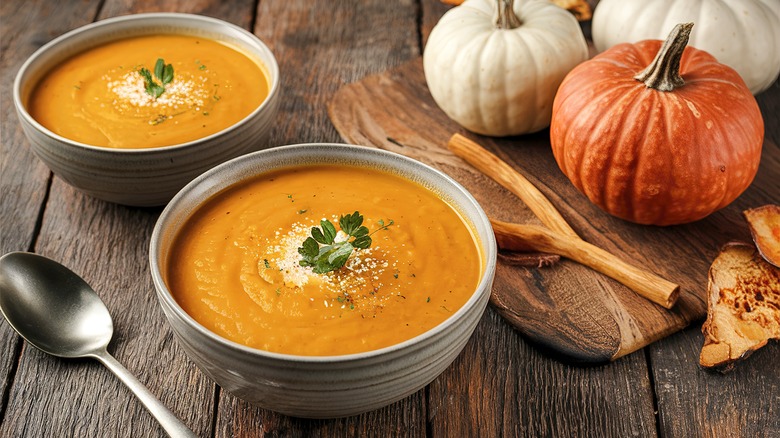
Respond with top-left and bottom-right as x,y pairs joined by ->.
327,57 -> 780,363
255,0 -> 419,147
651,327 -> 780,438
428,309 -> 657,437
0,0 -> 102,429
0,0 -> 250,436
0,0 -> 52,257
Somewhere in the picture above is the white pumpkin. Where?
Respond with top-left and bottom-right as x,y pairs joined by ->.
591,0 -> 780,95
423,0 -> 588,136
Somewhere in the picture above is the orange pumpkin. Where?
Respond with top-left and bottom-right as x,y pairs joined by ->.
550,23 -> 764,226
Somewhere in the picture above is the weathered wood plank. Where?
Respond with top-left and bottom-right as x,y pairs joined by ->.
0,0 -> 102,430
98,0 -> 255,25
651,327 -> 780,438
252,0 -> 420,146
421,0 -> 452,46
0,0 -> 52,258
428,309 -> 658,436
1,0 -> 255,436
756,81 -> 780,145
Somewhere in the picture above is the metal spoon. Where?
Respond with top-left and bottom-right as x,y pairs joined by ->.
0,252 -> 197,438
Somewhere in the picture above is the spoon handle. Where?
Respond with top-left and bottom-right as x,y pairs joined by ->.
93,349 -> 198,438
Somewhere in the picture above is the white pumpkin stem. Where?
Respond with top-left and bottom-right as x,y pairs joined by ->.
494,0 -> 522,29
634,22 -> 694,92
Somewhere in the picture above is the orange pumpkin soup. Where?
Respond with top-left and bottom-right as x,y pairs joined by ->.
165,164 -> 484,356
28,35 -> 269,149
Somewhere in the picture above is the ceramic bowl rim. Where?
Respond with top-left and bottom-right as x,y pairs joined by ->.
12,12 -> 280,155
149,143 -> 498,364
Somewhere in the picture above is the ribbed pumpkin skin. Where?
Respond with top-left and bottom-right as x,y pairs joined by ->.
550,40 -> 764,226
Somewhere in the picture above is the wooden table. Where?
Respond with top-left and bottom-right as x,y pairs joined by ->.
1,1 -> 778,436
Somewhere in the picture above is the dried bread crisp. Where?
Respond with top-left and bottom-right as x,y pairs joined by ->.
699,242 -> 780,372
744,204 -> 780,267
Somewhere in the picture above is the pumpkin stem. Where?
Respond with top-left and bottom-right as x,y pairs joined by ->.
494,0 -> 522,29
634,22 -> 694,92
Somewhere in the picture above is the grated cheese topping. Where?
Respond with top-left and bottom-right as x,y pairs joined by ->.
259,216 -> 399,314
105,67 -> 215,124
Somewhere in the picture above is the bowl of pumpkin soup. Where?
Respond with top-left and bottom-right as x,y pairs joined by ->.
13,13 -> 280,206
149,143 -> 497,418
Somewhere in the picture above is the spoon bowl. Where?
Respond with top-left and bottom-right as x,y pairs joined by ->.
0,252 -> 113,357
0,252 -> 195,437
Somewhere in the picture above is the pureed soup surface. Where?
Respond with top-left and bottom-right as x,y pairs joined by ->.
28,35 -> 269,149
166,164 -> 484,356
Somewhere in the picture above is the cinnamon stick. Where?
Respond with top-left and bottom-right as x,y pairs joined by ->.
492,220 -> 680,309
448,133 -> 680,309
448,133 -> 578,239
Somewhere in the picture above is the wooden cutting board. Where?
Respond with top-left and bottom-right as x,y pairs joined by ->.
327,58 -> 780,363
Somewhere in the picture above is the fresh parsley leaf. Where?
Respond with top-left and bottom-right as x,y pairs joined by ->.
311,227 -> 327,245
321,219 -> 337,244
139,68 -> 153,83
139,68 -> 163,98
139,58 -> 174,98
339,211 -> 363,236
298,237 -> 320,268
323,243 -> 352,270
154,59 -> 165,82
297,212 -> 394,274
162,65 -> 174,85
352,235 -> 371,249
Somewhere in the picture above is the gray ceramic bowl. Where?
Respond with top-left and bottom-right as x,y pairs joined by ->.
149,144 -> 497,418
13,13 -> 280,207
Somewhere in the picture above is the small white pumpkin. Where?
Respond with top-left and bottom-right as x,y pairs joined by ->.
423,0 -> 588,136
591,0 -> 780,95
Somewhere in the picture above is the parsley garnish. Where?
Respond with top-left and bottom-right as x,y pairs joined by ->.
139,58 -> 174,98
298,211 -> 393,274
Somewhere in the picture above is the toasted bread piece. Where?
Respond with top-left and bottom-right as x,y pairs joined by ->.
699,242 -> 780,372
744,204 -> 780,268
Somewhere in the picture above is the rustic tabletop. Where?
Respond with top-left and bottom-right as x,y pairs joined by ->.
1,1 -> 778,437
